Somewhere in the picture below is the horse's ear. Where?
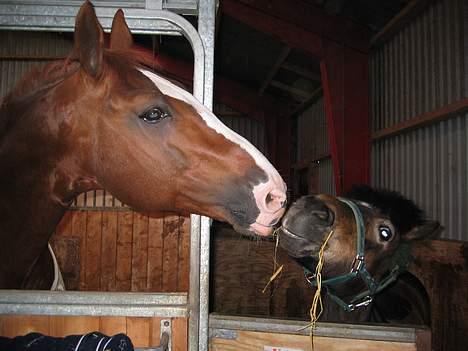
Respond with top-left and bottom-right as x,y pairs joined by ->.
110,9 -> 133,50
72,0 -> 104,78
404,220 -> 443,242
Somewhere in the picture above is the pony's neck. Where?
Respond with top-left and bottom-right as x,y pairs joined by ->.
0,96 -> 89,288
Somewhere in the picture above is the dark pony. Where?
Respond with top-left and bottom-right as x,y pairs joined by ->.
278,185 -> 440,323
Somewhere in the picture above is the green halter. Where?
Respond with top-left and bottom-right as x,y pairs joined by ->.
303,197 -> 406,312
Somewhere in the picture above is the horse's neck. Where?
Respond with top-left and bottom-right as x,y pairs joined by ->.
0,107 -> 69,288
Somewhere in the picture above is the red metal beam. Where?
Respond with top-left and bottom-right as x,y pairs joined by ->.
222,0 -> 323,59
234,0 -> 370,53
321,43 -> 370,195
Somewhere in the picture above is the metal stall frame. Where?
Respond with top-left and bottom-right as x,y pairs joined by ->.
0,1 -> 216,350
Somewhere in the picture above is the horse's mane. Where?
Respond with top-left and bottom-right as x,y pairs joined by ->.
345,185 -> 425,234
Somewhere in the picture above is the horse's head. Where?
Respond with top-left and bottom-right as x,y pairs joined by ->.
3,2 -> 286,237
278,185 -> 441,290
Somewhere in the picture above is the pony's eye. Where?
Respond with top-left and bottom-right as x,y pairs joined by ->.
139,107 -> 170,123
378,225 -> 393,241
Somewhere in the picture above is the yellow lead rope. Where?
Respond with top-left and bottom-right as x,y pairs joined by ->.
263,229 -> 334,351
306,229 -> 334,351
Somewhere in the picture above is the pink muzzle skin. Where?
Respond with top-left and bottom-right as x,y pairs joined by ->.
250,178 -> 287,236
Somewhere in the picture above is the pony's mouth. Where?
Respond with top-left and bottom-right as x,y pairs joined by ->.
278,224 -> 306,240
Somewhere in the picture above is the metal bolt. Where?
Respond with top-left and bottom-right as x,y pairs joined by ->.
164,320 -> 170,327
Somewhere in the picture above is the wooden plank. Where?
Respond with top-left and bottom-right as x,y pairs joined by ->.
372,97 -> 468,141
71,210 -> 87,291
126,317 -> 151,348
209,330 -> 416,351
49,316 -> 100,336
0,315 -> 50,336
49,235 -> 81,290
99,316 -> 127,335
116,211 -> 133,291
162,215 -> 180,292
101,211 -> 118,291
177,216 -> 190,292
85,211 -> 103,290
172,318 -> 188,351
131,213 -> 149,291
147,217 -> 164,291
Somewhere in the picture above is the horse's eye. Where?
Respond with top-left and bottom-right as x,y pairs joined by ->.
139,107 -> 170,123
378,225 -> 393,241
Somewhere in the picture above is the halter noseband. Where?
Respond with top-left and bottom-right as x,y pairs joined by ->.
303,197 -> 404,312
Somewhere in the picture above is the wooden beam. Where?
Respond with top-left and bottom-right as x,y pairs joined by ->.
281,62 -> 321,82
233,0 -> 370,53
290,86 -> 323,117
222,0 -> 323,59
371,0 -> 435,47
372,97 -> 468,141
270,80 -> 314,100
258,46 -> 291,96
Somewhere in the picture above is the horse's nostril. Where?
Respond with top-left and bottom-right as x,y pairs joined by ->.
264,188 -> 287,212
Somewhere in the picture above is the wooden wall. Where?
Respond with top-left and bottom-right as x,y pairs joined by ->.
211,224 -> 312,319
0,315 -> 187,350
52,210 -> 190,292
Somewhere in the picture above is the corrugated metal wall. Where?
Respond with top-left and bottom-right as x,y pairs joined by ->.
0,31 -> 71,97
297,97 -> 328,162
371,0 -> 467,241
296,97 -> 335,195
216,103 -> 268,157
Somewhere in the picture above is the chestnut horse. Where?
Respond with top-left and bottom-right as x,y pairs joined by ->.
278,185 -> 440,324
0,2 -> 286,289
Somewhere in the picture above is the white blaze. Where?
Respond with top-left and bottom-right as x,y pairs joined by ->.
140,69 -> 281,183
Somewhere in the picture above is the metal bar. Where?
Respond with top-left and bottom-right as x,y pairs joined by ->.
209,314 -> 423,343
188,214 -> 201,351
0,291 -> 188,317
0,0 -> 198,15
197,2 -> 216,351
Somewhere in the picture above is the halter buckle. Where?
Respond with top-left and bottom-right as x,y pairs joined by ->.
304,271 -> 317,285
351,255 -> 365,273
347,295 -> 373,312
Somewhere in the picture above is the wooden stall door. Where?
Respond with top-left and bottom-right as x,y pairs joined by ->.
52,210 -> 190,293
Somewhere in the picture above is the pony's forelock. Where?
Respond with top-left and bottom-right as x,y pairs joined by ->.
345,185 -> 425,235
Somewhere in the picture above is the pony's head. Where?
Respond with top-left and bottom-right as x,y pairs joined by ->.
278,185 -> 440,290
1,1 -> 286,236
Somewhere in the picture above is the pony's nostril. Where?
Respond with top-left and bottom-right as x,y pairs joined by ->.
313,210 -> 329,221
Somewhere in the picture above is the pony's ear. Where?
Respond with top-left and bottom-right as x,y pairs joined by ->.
404,220 -> 443,242
72,1 -> 104,78
110,9 -> 133,50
